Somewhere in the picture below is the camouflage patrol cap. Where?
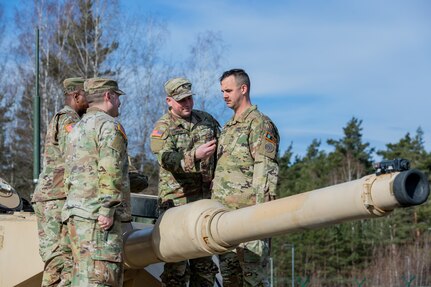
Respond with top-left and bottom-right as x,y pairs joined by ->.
84,78 -> 125,96
63,77 -> 85,94
164,77 -> 194,101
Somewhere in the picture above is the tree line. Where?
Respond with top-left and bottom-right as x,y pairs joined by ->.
0,0 -> 226,198
0,1 -> 430,286
273,118 -> 431,286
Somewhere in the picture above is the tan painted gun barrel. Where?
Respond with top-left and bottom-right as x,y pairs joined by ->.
123,169 -> 429,269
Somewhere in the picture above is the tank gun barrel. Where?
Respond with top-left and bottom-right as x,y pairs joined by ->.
123,169 -> 429,269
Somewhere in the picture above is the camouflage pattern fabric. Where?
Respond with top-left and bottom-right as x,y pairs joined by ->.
211,105 -> 279,287
62,106 -> 130,222
62,106 -> 129,286
31,105 -> 80,286
212,105 -> 279,208
66,216 -> 123,287
161,257 -> 219,287
219,241 -> 270,287
151,109 -> 220,286
32,105 -> 80,202
150,109 -> 220,207
33,200 -> 72,286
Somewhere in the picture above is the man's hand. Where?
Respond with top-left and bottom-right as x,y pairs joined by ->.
98,215 -> 114,230
195,139 -> 217,160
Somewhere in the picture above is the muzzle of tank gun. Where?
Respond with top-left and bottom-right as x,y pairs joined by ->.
393,169 -> 429,207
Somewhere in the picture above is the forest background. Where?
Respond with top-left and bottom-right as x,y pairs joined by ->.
0,1 -> 430,286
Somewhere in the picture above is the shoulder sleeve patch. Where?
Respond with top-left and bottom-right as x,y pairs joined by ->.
117,123 -> 127,141
264,131 -> 277,144
151,129 -> 164,138
65,124 -> 75,133
111,134 -> 126,153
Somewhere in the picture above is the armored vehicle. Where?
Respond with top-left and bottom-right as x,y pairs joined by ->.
0,163 -> 429,286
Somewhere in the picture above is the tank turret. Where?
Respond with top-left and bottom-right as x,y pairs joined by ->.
0,167 -> 429,286
123,168 -> 429,268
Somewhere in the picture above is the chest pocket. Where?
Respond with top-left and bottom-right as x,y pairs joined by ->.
170,128 -> 192,151
219,125 -> 252,161
192,122 -> 216,144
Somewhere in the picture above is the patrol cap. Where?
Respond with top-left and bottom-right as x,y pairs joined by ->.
164,77 -> 193,101
63,77 -> 85,94
84,78 -> 125,96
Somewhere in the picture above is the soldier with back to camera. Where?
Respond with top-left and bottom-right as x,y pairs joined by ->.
212,69 -> 280,287
150,77 -> 220,287
32,77 -> 88,287
62,78 -> 129,287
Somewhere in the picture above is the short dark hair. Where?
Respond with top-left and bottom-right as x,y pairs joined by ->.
219,69 -> 251,90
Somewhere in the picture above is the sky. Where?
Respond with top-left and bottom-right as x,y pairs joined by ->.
2,0 -> 430,160
126,0 -> 431,159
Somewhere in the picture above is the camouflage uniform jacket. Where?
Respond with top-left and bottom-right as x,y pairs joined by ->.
150,109 -> 220,207
212,105 -> 280,209
32,105 -> 80,202
62,107 -> 130,222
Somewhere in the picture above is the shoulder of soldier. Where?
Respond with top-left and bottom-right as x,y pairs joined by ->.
50,106 -> 80,135
58,108 -> 79,124
193,110 -> 221,127
250,109 -> 280,139
151,113 -> 171,138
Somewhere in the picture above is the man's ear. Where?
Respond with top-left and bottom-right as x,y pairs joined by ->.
104,91 -> 111,102
72,92 -> 80,102
166,97 -> 172,106
240,84 -> 248,95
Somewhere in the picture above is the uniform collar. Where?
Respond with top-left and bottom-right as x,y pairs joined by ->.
87,106 -> 108,114
226,105 -> 257,126
62,105 -> 80,117
168,109 -> 200,128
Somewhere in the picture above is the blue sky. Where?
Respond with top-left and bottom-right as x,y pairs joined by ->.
3,0 -> 430,159
124,0 -> 431,159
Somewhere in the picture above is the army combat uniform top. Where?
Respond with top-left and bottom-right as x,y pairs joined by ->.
150,109 -> 220,208
32,105 -> 80,203
62,106 -> 130,222
212,105 -> 280,209
212,104 -> 280,287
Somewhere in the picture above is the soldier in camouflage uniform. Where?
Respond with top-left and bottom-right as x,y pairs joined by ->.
32,77 -> 88,287
62,78 -> 129,287
150,77 -> 220,287
211,69 -> 280,287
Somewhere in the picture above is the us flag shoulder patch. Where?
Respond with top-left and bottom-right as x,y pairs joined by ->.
151,129 -> 163,138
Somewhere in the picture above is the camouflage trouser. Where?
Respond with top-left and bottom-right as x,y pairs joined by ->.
66,216 -> 123,287
33,200 -> 72,287
219,239 -> 270,287
161,257 -> 218,287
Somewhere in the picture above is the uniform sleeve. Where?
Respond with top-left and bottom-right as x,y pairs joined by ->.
249,118 -> 280,204
97,121 -> 127,217
199,117 -> 221,183
57,112 -> 80,154
150,122 -> 199,173
150,122 -> 184,172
